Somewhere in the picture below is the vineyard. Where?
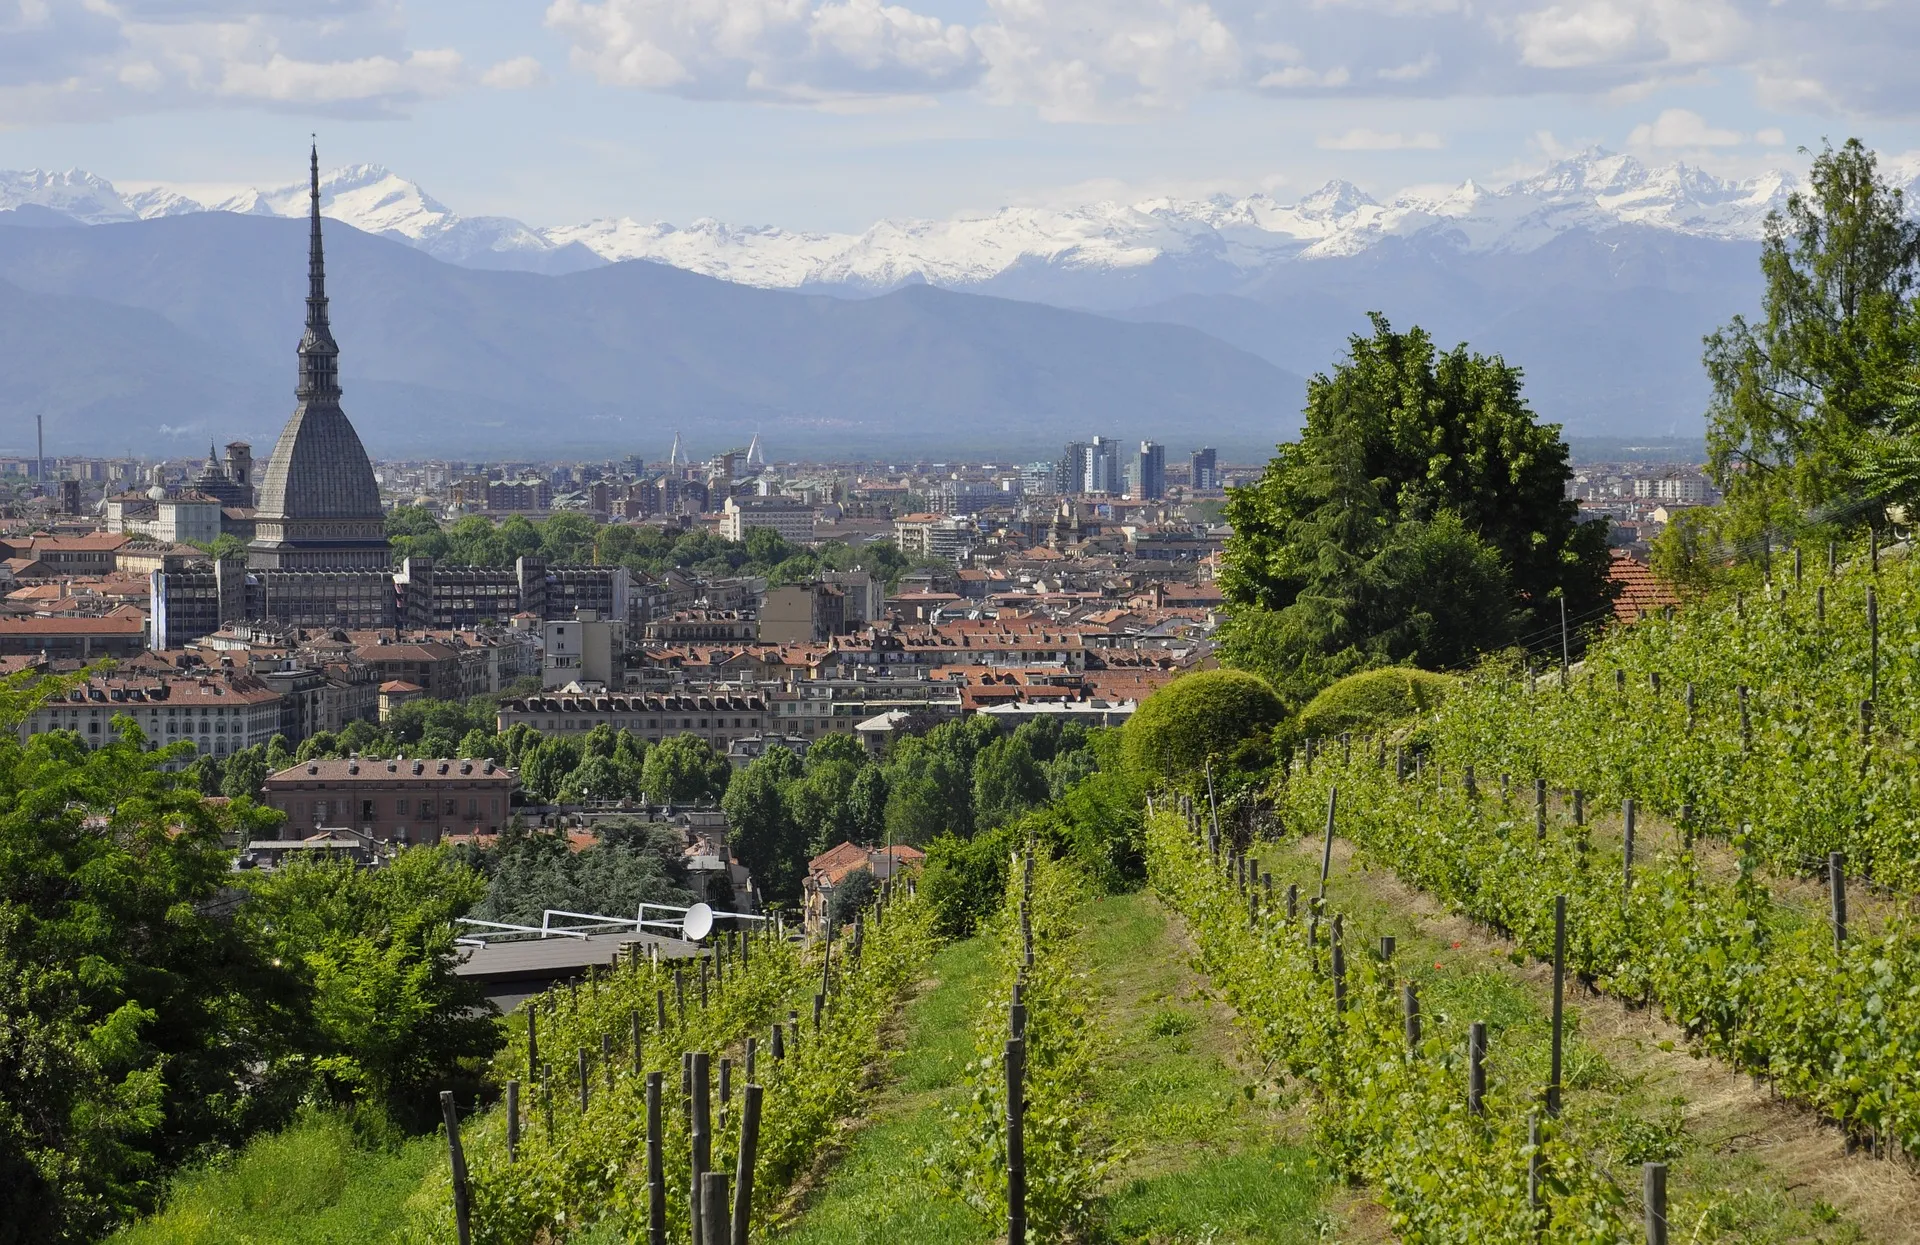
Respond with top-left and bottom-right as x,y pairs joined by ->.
107,547 -> 1920,1243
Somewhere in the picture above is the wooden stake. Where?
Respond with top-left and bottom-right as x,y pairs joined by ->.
701,1171 -> 730,1245
1623,798 -> 1636,891
1403,983 -> 1420,1053
1007,1037 -> 1026,1245
1644,1162 -> 1669,1245
1548,896 -> 1566,1117
439,1092 -> 472,1245
646,1072 -> 666,1245
1831,851 -> 1848,952
732,1084 -> 762,1245
505,1079 -> 519,1163
1468,1022 -> 1487,1116
1319,786 -> 1337,900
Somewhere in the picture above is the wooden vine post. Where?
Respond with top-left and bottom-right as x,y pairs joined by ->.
732,1083 -> 762,1245
646,1072 -> 666,1245
1007,1034 -> 1026,1245
1548,895 -> 1567,1116
505,1079 -> 519,1163
439,1091 -> 472,1245
1468,1023 -> 1487,1116
1831,852 -> 1848,952
1319,786 -> 1338,900
1644,1162 -> 1669,1245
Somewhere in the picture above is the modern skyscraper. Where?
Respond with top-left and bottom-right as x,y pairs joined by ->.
249,145 -> 390,572
1190,447 -> 1218,491
1130,441 -> 1165,500
1086,436 -> 1123,494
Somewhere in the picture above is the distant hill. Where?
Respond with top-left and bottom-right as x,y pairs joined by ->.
0,213 -> 1306,460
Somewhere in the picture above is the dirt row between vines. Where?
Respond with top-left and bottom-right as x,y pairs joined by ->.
1301,834 -> 1920,1244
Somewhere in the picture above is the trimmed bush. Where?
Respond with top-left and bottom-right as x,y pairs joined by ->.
1296,667 -> 1454,738
1122,669 -> 1285,784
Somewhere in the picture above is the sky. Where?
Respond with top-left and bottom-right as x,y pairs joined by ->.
2,0 -> 1919,233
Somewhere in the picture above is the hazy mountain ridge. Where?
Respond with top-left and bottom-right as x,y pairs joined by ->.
0,211 -> 1305,458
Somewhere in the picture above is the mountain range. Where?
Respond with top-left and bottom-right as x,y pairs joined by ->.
1,150 -> 1866,456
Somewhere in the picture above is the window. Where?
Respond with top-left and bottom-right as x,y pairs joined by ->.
396,797 -> 409,815
361,800 -> 375,821
444,798 -> 457,815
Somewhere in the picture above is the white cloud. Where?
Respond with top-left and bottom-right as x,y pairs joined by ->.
0,2 -> 468,121
482,56 -> 549,90
1318,127 -> 1443,150
544,0 -> 981,102
1626,106 -> 1742,148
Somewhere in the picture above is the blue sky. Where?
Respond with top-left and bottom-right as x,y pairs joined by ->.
3,0 -> 1918,231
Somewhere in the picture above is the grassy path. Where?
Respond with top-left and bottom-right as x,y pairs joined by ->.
781,891 -> 1347,1245
1079,891 -> 1345,1245
773,935 -> 997,1245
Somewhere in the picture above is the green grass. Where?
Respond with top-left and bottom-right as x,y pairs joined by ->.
1078,891 -> 1335,1242
110,1111 -> 441,1245
774,935 -> 997,1245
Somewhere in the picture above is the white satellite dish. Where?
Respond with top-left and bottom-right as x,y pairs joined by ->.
682,903 -> 715,942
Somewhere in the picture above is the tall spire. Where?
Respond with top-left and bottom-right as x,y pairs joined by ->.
296,139 -> 340,402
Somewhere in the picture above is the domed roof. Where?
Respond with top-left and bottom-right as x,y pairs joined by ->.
255,402 -> 381,522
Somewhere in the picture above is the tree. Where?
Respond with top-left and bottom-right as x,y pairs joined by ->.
721,748 -> 808,900
642,734 -> 732,804
846,765 -> 889,842
826,867 -> 878,927
1121,670 -> 1285,787
522,738 -> 582,804
219,745 -> 270,799
0,705 -> 295,1242
788,757 -> 864,855
1706,139 -> 1920,546
471,824 -> 690,928
557,753 -> 643,804
1221,315 -> 1611,705
242,847 -> 498,1130
971,733 -> 1048,831
204,532 -> 250,563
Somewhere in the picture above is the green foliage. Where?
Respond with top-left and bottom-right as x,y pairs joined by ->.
241,849 -> 499,1131
402,888 -> 937,1243
464,822 -> 691,927
1148,811 -> 1624,1240
919,823 -> 1017,939
825,866 -> 878,926
393,506 -> 915,595
970,732 -> 1048,832
1706,138 -> 1920,544
721,746 -> 809,900
1295,666 -> 1456,739
640,733 -> 732,805
933,848 -> 1108,1239
0,695 -> 295,1243
1122,669 -> 1285,786
1221,315 -> 1612,706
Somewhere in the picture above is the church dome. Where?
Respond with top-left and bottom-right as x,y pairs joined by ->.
254,405 -> 381,522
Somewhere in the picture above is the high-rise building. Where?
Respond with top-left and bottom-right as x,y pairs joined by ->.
1190,447 -> 1218,491
248,145 -> 390,572
1054,441 -> 1088,495
1086,436 -> 1124,494
1129,441 -> 1165,500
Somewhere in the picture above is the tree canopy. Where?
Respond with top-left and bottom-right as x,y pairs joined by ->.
1705,138 -> 1920,547
1219,315 -> 1611,704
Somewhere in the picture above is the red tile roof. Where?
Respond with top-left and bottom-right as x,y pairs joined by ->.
1607,550 -> 1681,622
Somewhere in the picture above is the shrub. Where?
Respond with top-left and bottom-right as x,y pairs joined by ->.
1295,666 -> 1454,738
1121,669 -> 1285,785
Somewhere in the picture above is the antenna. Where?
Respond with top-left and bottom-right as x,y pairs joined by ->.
682,902 -> 715,941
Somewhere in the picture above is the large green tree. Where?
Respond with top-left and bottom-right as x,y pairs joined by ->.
641,735 -> 733,805
1220,315 -> 1610,704
1705,138 -> 1920,543
721,747 -> 809,900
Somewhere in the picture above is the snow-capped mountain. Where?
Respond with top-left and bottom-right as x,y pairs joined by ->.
0,150 -> 1822,292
